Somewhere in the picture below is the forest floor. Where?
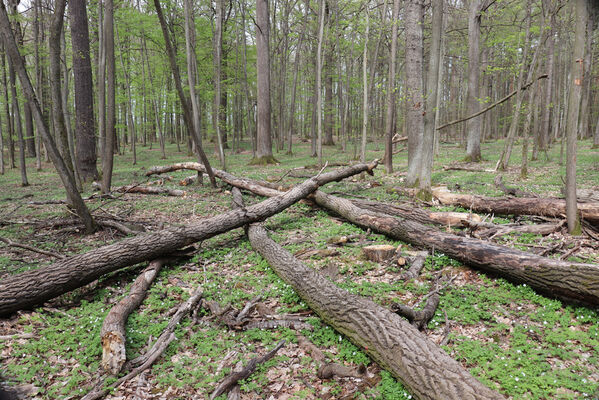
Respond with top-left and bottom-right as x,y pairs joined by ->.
0,138 -> 598,400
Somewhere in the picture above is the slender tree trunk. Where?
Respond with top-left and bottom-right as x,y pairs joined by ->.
384,0 -> 400,173
152,0 -> 217,186
405,0 -> 424,185
116,29 -> 137,165
253,0 -> 276,164
316,0 -> 325,166
287,0 -> 308,155
540,1 -> 555,152
565,0 -> 587,234
360,8 -> 369,164
24,101 -> 35,157
101,0 -> 115,194
212,0 -> 226,169
418,0 -> 443,195
61,29 -> 80,187
184,0 -> 203,172
0,43 -> 14,169
33,0 -> 42,170
97,0 -> 106,166
0,0 -> 96,233
465,0 -> 483,162
8,54 -> 27,186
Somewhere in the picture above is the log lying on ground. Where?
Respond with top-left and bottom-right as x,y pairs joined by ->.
245,221 -> 503,399
212,170 -> 599,305
114,185 -> 185,197
147,163 -> 478,228
432,187 -> 599,229
313,191 -> 599,305
101,259 -> 169,375
0,163 -> 376,317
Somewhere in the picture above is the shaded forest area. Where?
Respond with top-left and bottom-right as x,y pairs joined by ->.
0,0 -> 599,398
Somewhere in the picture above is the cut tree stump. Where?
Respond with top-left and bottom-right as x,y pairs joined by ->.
0,163 -> 375,317
210,170 -> 599,306
244,219 -> 503,399
432,187 -> 599,229
362,245 -> 396,262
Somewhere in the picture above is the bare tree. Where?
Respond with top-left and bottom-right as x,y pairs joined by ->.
212,0 -> 226,169
464,0 -> 484,162
316,0 -> 325,166
360,7 -> 369,164
101,0 -> 115,194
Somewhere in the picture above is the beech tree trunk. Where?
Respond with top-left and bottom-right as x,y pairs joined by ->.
0,163 -> 374,316
245,222 -> 503,400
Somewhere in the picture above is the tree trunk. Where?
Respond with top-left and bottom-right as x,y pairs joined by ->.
465,0 -> 483,162
540,2 -> 555,151
1,42 -> 15,169
404,0 -> 424,186
8,55 -> 28,186
97,0 -> 106,163
316,0 -> 325,166
0,163 -> 374,316
0,0 -> 96,233
565,0 -> 587,234
101,0 -> 115,193
384,0 -> 400,173
253,0 -> 276,164
287,0 -> 308,155
152,0 -> 217,186
361,9 -> 369,163
24,101 -> 35,157
245,222 -> 503,400
212,0 -> 226,169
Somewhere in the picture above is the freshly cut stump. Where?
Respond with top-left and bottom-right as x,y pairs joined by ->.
362,244 -> 396,262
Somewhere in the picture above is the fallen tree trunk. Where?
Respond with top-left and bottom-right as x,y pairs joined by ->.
313,191 -> 599,305
205,170 -> 599,305
101,259 -> 168,375
114,185 -> 185,197
245,221 -> 503,399
432,187 -> 599,229
0,163 -> 376,317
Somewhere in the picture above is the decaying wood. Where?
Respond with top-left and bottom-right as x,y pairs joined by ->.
0,236 -> 65,259
432,187 -> 599,229
442,165 -> 495,173
494,176 -> 536,198
350,198 -> 481,226
392,292 -> 440,331
398,251 -> 428,281
243,319 -> 313,331
210,340 -> 286,400
0,163 -> 375,317
101,259 -> 168,375
362,244 -> 396,262
317,362 -> 365,379
114,184 -> 185,197
83,287 -> 203,400
313,191 -> 599,305
463,220 -> 564,239
201,168 -> 599,305
245,221 -> 503,399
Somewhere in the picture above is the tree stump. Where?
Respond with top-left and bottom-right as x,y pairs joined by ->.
362,245 -> 396,262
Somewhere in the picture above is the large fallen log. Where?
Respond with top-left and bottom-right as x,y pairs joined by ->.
0,163 -> 376,317
432,187 -> 599,229
313,191 -> 599,305
244,215 -> 504,399
200,169 -> 599,305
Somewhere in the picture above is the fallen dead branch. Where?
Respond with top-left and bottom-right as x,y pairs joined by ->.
83,287 -> 203,400
114,185 -> 185,197
463,220 -> 565,239
0,236 -> 65,259
494,176 -> 537,198
244,213 -> 503,398
398,251 -> 428,281
393,290 -> 440,331
0,163 -> 376,317
210,340 -> 286,400
317,362 -> 366,379
101,259 -> 172,375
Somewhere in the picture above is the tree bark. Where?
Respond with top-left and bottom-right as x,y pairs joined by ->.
253,0 -> 275,164
101,259 -> 166,375
212,0 -> 226,169
101,0 -> 115,194
465,0 -> 483,162
432,188 -> 599,229
0,163 -> 374,316
316,0 -> 325,166
565,0 -> 587,234
384,0 -> 400,173
245,221 -> 503,400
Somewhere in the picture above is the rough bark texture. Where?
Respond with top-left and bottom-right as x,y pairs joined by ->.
432,188 -> 599,229
465,0 -> 483,162
101,259 -> 166,375
313,191 -> 599,305
254,0 -> 274,162
246,223 -> 503,400
0,163 -> 374,316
